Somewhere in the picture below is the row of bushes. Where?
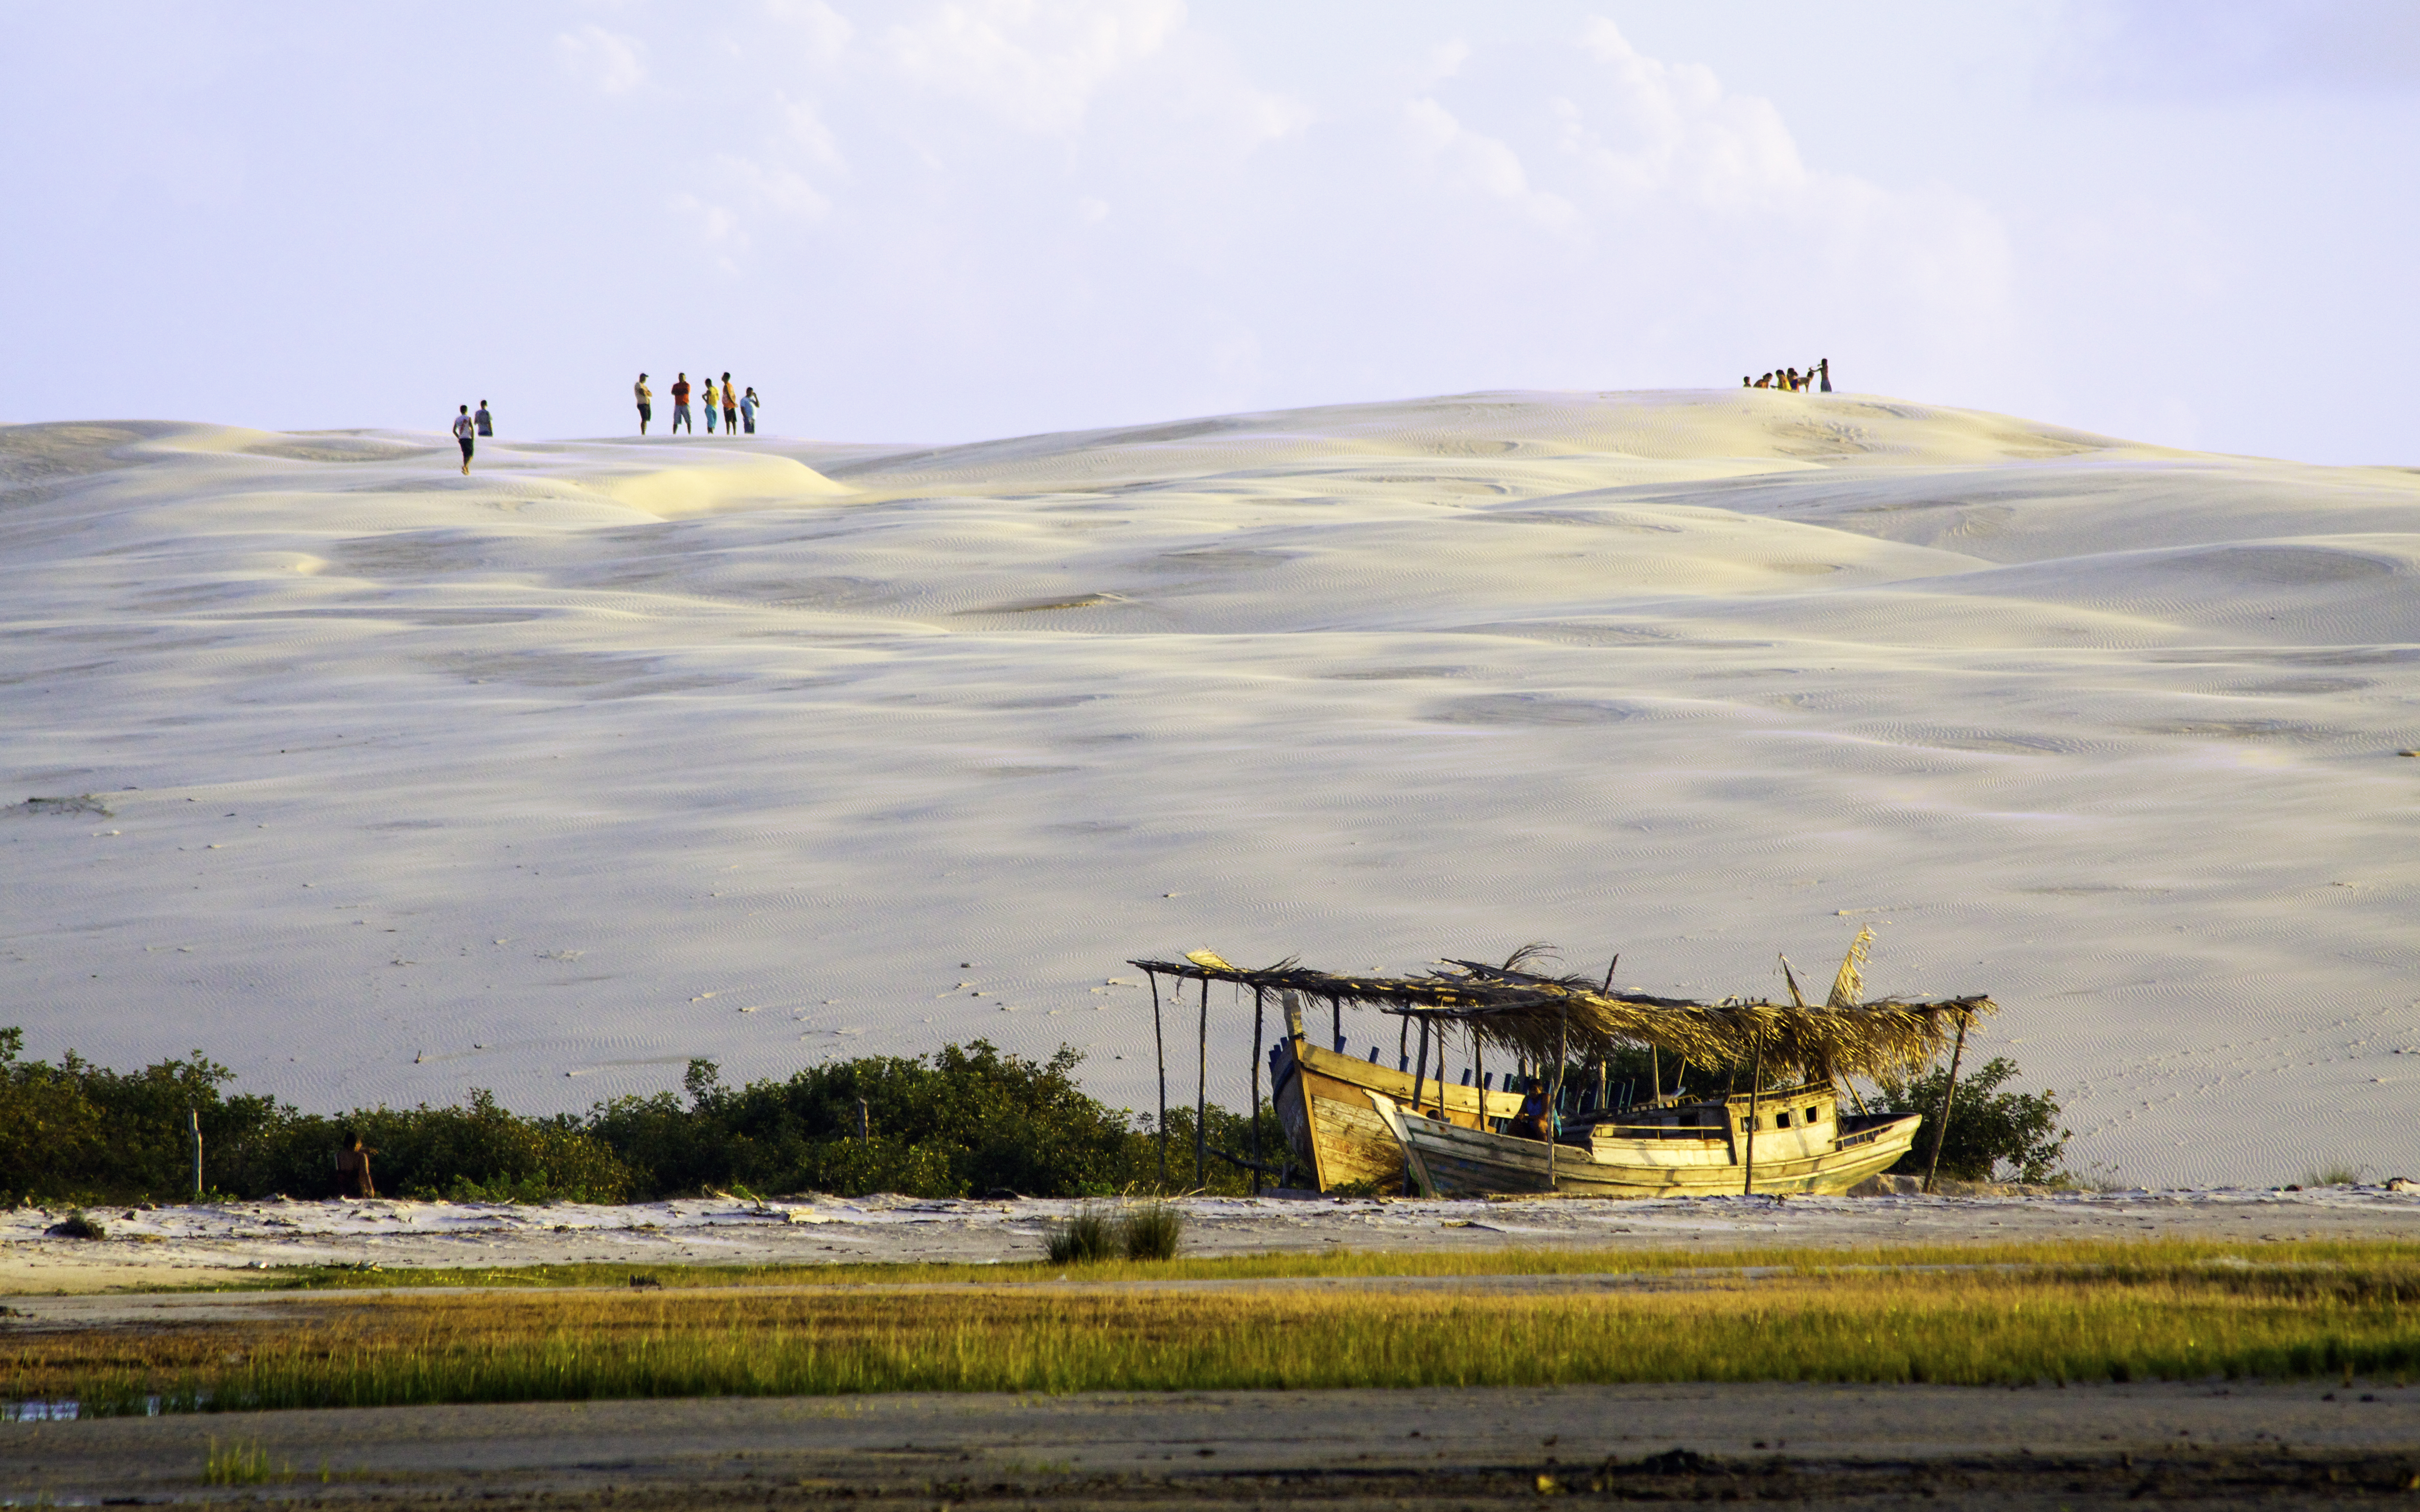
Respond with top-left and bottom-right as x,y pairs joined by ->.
0,1026 -> 2063,1206
0,1029 -> 1290,1206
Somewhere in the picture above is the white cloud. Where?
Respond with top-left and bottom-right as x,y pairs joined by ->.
555,25 -> 648,96
778,96 -> 847,171
881,0 -> 1186,134
1424,39 -> 1471,84
1565,20 -> 1807,210
764,0 -> 857,64
1402,97 -> 1578,228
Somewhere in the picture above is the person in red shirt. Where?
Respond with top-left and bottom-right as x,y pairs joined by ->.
671,373 -> 694,434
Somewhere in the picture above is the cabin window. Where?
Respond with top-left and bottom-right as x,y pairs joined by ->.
1774,1111 -> 1792,1128
1806,1105 -> 1822,1124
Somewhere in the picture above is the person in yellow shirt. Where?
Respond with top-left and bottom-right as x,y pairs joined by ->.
701,377 -> 719,433
634,373 -> 653,435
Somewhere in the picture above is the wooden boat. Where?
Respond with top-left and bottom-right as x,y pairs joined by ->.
1367,1081 -> 1923,1198
1267,993 -> 1522,1191
1133,933 -> 1988,1197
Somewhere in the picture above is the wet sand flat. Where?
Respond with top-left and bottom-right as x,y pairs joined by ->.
7,1382 -> 2419,1507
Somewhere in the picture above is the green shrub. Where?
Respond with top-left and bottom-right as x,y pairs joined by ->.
1876,1056 -> 2070,1184
0,1029 -> 1290,1205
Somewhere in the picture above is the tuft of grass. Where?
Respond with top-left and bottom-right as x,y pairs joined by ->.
48,1209 -> 105,1241
1118,1200 -> 1182,1261
1043,1206 -> 1117,1264
2302,1161 -> 2368,1188
203,1436 -> 280,1485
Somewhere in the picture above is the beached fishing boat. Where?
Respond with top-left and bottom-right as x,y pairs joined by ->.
1367,1081 -> 1922,1197
1133,932 -> 1989,1197
1264,992 -> 1523,1192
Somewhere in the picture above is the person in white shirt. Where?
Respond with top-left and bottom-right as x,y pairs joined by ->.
739,386 -> 759,434
451,405 -> 476,475
634,373 -> 653,434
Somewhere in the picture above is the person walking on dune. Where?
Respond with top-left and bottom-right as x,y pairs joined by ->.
740,385 -> 758,434
720,373 -> 739,435
634,373 -> 653,434
474,400 -> 493,437
451,405 -> 476,475
671,373 -> 693,434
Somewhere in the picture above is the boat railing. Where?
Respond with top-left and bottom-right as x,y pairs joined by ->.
1585,1121 -> 1731,1143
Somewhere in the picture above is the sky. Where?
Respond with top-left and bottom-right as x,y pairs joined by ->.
4,1 -> 2416,463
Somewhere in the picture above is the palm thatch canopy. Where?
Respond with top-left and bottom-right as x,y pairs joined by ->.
1130,944 -> 1991,1079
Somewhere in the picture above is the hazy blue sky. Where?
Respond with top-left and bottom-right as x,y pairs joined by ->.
6,2 -> 2415,461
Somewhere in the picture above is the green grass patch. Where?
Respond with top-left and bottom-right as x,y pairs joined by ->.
17,1239 -> 2420,1413
187,1235 -> 2420,1294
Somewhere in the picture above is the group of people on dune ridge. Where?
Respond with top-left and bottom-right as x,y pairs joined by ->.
634,370 -> 759,437
1746,359 -> 1830,392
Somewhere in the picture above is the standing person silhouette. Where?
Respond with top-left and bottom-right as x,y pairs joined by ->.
634,373 -> 652,434
1817,358 -> 1832,392
474,400 -> 493,437
720,372 -> 738,434
739,385 -> 758,434
701,375 -> 719,433
671,373 -> 693,434
450,405 -> 475,475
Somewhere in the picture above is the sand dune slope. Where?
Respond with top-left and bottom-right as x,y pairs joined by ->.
3,391 -> 2417,1188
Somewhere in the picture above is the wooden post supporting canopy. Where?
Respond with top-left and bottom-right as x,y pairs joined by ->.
1743,1030 -> 1763,1196
1149,971 -> 1167,1188
1547,1003 -> 1568,1191
1251,986 -> 1265,1196
1920,1010 -> 1972,1194
1194,974 -> 1209,1190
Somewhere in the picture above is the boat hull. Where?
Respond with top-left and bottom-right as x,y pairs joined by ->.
1371,1093 -> 1923,1198
1272,1031 -> 1521,1192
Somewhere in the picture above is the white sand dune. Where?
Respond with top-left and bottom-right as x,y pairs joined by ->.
4,391 -> 2417,1188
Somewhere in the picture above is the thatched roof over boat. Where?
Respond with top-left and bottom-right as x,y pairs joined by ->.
1128,944 -> 1991,1078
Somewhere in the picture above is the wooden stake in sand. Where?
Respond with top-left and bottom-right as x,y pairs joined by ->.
188,1106 -> 202,1199
1921,1010 -> 1972,1194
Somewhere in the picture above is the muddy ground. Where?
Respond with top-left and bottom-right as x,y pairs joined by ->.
7,1381 -> 2419,1507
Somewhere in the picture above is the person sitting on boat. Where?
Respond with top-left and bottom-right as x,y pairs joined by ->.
1509,1078 -> 1554,1141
